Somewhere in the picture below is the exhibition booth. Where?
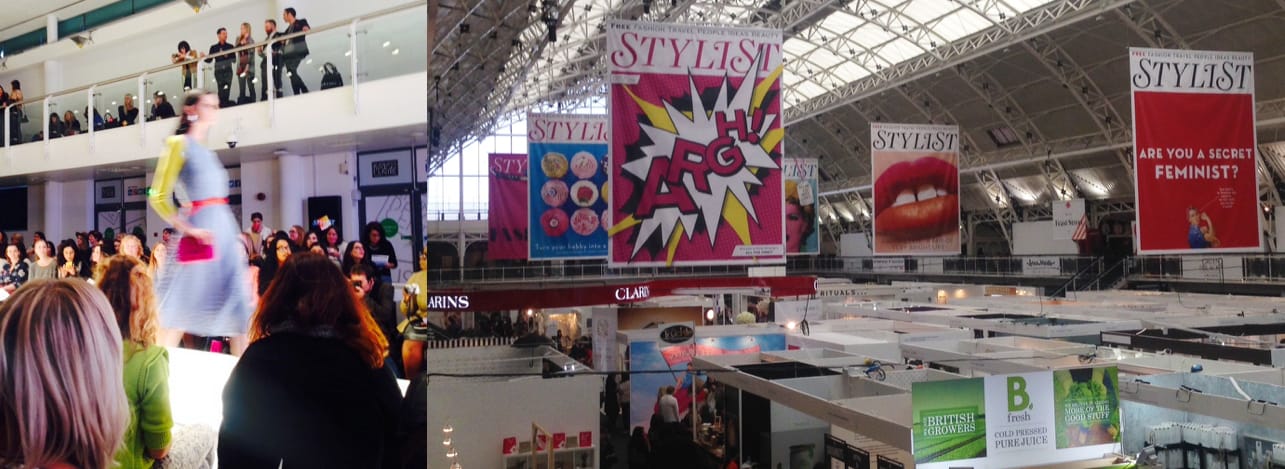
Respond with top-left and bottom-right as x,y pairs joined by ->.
425,345 -> 599,469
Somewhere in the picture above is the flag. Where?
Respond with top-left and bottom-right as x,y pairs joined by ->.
1072,215 -> 1088,241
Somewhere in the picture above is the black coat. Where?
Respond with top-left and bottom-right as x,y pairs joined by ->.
219,332 -> 403,468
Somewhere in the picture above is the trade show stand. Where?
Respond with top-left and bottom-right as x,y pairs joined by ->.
425,346 -> 599,469
693,354 -> 967,468
1120,370 -> 1285,468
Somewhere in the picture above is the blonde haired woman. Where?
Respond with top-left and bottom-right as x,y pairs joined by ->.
120,234 -> 146,262
0,279 -> 129,468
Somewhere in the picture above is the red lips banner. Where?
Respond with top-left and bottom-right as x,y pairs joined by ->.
870,123 -> 961,256
1130,48 -> 1261,254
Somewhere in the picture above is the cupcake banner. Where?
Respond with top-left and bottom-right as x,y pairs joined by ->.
527,113 -> 610,260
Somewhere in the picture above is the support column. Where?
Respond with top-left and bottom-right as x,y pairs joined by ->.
46,15 -> 58,44
43,182 -> 64,241
278,153 -> 304,228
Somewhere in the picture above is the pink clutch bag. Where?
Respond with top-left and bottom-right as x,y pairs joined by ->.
177,235 -> 215,263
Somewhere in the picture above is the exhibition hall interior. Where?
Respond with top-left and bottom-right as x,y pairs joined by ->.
2,0 -> 1285,468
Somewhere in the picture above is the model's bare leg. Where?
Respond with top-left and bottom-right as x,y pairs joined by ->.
229,335 -> 250,357
402,340 -> 425,377
159,328 -> 186,347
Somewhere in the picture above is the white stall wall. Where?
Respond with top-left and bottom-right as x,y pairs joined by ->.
840,233 -> 871,257
1012,221 -> 1079,255
771,376 -> 838,469
427,375 -> 601,469
1276,207 -> 1284,252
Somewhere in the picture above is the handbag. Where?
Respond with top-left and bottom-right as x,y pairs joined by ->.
176,235 -> 215,263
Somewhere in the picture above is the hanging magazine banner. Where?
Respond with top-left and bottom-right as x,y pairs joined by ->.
606,20 -> 785,267
870,123 -> 960,255
784,158 -> 820,255
1130,47 -> 1261,254
486,153 -> 528,261
527,113 -> 610,260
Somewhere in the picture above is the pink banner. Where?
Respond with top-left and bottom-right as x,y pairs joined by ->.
487,153 -> 528,261
606,20 -> 785,267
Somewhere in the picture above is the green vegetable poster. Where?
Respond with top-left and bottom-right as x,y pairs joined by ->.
1053,367 -> 1121,448
911,377 -> 987,465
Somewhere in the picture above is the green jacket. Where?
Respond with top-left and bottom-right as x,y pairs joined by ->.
114,343 -> 173,469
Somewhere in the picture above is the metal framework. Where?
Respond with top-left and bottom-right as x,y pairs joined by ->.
427,0 -> 1285,253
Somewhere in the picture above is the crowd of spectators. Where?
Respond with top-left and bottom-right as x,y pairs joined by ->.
0,230 -> 425,468
0,7 -> 317,144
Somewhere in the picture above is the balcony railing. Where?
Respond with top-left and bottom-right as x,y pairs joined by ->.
2,1 -> 427,151
1127,254 -> 1285,284
420,254 -> 1285,288
423,255 -> 1094,286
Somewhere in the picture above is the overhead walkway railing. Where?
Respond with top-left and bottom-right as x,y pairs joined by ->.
1127,254 -> 1285,284
2,1 -> 426,150
423,255 -> 1094,286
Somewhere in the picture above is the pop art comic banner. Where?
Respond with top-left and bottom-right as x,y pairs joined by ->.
1130,48 -> 1261,254
870,123 -> 961,256
486,153 -> 528,261
607,20 -> 785,267
527,113 -> 610,260
783,158 -> 820,255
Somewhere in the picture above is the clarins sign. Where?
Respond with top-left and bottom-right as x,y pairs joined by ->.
614,286 -> 650,301
425,295 -> 471,310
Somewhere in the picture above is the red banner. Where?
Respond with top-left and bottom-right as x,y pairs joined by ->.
606,20 -> 785,267
423,275 -> 815,312
486,153 -> 529,260
1130,48 -> 1260,253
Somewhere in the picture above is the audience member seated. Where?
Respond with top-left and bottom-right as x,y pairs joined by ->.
151,91 -> 177,120
28,239 -> 58,280
97,256 -> 174,468
351,263 -> 399,375
1,244 -> 29,293
256,236 -> 298,296
119,94 -> 140,126
48,113 -> 64,139
62,110 -> 82,136
0,279 -> 130,469
218,253 -> 402,468
58,238 -> 91,278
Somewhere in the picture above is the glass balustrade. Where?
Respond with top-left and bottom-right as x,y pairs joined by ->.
10,99 -> 43,146
94,77 -> 142,130
358,4 -> 428,83
146,61 -> 193,121
1,2 -> 426,150
46,91 -> 90,140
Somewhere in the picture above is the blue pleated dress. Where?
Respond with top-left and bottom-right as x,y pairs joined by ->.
154,137 -> 252,336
